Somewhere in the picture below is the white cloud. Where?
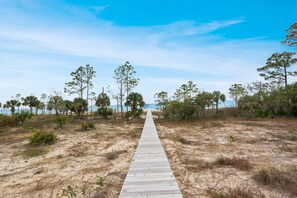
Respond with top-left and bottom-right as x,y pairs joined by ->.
149,19 -> 244,37
0,2 -> 286,103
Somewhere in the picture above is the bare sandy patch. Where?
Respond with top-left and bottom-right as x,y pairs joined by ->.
156,117 -> 297,198
0,117 -> 143,198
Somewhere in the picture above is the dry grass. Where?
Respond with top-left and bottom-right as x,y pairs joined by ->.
156,117 -> 297,197
214,156 -> 253,171
183,158 -> 213,172
253,166 -> 297,196
208,185 -> 265,198
104,150 -> 126,160
174,135 -> 192,145
22,146 -> 48,158
0,115 -> 144,198
68,143 -> 89,157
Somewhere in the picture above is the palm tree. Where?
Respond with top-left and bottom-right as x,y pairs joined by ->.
3,104 -> 7,114
96,93 -> 112,118
15,93 -> 21,113
125,92 -> 145,118
72,98 -> 88,116
6,99 -> 20,115
212,91 -> 226,114
22,95 -> 39,113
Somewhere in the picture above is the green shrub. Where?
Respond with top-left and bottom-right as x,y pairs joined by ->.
97,107 -> 113,119
163,101 -> 195,120
15,111 -> 33,125
29,130 -> 57,146
81,122 -> 95,131
52,116 -> 68,129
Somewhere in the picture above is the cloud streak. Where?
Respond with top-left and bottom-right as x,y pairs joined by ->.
0,2 -> 286,103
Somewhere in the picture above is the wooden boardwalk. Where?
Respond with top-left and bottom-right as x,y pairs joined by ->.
119,110 -> 182,198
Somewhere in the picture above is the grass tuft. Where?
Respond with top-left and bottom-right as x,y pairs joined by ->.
22,147 -> 47,158
253,166 -> 297,196
208,185 -> 265,198
81,122 -> 95,131
215,156 -> 252,171
104,150 -> 125,160
174,135 -> 191,145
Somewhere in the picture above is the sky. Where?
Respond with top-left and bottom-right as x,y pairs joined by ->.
0,0 -> 296,104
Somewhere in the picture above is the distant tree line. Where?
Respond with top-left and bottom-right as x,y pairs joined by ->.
155,22 -> 297,120
154,81 -> 226,120
0,62 -> 145,120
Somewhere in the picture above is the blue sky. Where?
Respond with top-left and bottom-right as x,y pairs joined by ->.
0,0 -> 296,104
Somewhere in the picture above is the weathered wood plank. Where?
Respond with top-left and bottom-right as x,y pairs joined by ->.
119,110 -> 182,198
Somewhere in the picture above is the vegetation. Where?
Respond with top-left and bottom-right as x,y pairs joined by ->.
257,52 -> 297,88
53,116 -> 68,129
80,122 -> 95,131
23,147 -> 47,158
154,91 -> 168,110
158,81 -> 227,120
253,166 -> 297,196
48,95 -> 64,116
229,84 -> 245,108
15,111 -> 34,125
214,156 -> 252,171
96,93 -> 113,119
29,130 -> 57,146
22,95 -> 40,114
113,61 -> 139,119
208,186 -> 265,198
0,114 -> 17,126
5,99 -> 20,115
72,98 -> 88,116
64,64 -> 96,100
125,92 -> 145,118
283,22 -> 297,46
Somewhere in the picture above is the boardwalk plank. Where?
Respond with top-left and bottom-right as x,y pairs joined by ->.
119,110 -> 182,198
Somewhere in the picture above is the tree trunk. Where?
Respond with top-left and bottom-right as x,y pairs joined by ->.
120,83 -> 123,119
284,66 -> 288,89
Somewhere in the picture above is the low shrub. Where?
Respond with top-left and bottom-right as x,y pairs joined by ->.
97,107 -> 113,119
81,122 -> 95,131
52,116 -> 68,129
15,111 -> 34,125
215,156 -> 252,171
29,130 -> 57,146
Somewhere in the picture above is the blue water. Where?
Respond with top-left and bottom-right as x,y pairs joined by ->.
0,101 -> 235,115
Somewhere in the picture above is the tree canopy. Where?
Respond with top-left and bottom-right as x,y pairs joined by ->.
283,22 -> 297,46
257,52 -> 297,88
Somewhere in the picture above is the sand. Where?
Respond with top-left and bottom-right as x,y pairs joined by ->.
155,117 -> 297,198
0,116 -> 143,198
